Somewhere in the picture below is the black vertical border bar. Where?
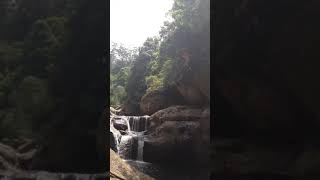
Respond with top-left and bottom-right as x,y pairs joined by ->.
210,0 -> 215,179
106,0 -> 111,176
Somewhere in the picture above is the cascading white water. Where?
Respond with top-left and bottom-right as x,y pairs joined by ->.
110,115 -> 150,161
137,134 -> 144,161
124,116 -> 131,132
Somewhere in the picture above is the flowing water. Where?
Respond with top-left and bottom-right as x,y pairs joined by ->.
110,115 -> 150,161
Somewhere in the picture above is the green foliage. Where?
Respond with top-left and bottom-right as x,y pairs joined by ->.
160,58 -> 175,85
15,76 -> 54,115
110,85 -> 126,106
0,76 -> 55,138
147,60 -> 160,75
111,43 -> 137,73
145,75 -> 164,93
25,16 -> 69,59
123,37 -> 161,113
21,16 -> 70,78
110,44 -> 136,106
0,42 -> 24,70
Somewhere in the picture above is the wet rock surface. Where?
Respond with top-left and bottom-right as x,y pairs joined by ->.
110,149 -> 154,180
112,118 -> 129,131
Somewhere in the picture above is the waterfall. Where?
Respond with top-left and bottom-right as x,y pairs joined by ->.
124,116 -> 131,132
129,116 -> 150,132
113,130 -> 121,153
137,136 -> 144,161
110,115 -> 150,161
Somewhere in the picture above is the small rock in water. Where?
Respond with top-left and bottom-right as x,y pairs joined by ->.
113,119 -> 128,131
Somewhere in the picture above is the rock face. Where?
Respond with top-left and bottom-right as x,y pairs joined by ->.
144,106 -> 210,166
172,57 -> 210,107
144,121 -> 200,163
174,81 -> 207,107
150,105 -> 203,126
110,149 -> 154,180
140,87 -> 184,115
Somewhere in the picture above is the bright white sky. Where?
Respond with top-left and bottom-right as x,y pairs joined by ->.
110,0 -> 173,49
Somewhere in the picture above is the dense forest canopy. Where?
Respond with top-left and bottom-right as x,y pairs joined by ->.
0,0 -> 107,172
110,0 -> 210,113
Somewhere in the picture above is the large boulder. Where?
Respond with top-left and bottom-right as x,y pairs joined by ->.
144,106 -> 210,165
172,61 -> 210,107
140,87 -> 184,115
112,118 -> 128,131
174,82 -> 206,106
144,121 -> 200,163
